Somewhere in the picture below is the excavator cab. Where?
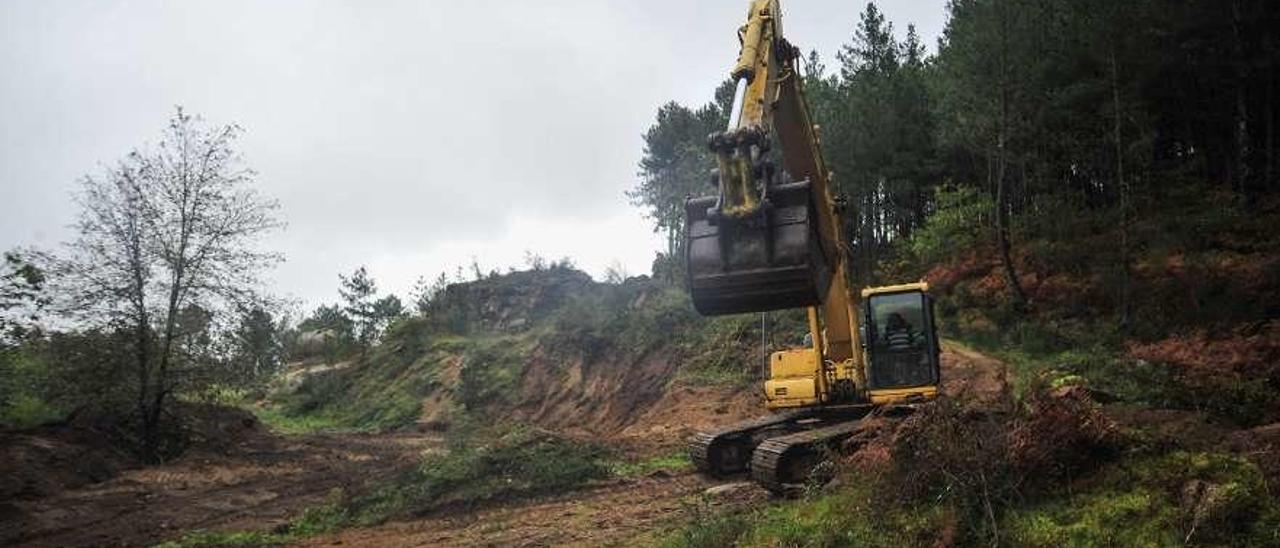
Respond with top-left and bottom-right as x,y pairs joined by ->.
861,284 -> 941,402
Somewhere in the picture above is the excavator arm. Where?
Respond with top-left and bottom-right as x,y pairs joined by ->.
686,0 -> 863,395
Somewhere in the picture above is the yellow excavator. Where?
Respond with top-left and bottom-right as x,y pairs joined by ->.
686,0 -> 941,492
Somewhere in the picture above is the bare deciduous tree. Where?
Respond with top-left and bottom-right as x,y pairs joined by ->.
59,107 -> 281,460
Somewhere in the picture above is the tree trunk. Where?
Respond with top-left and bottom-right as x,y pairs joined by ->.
995,1 -> 1027,309
133,296 -> 154,460
1112,50 -> 1132,329
1267,63 -> 1275,191
1230,0 -> 1252,206
995,161 -> 1026,308
149,169 -> 195,461
122,180 -> 157,462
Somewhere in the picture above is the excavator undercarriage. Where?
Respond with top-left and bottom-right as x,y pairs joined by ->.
689,407 -> 874,491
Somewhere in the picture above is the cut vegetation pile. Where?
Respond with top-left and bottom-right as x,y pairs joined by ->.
667,388 -> 1280,547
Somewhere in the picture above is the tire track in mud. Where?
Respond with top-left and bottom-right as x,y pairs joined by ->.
296,472 -> 766,548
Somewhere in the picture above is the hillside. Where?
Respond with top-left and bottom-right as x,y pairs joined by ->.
4,266 -> 1018,547
264,257 -> 1280,546
5,256 -> 1278,546
271,267 -> 790,448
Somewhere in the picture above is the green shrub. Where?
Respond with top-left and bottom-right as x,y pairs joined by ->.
0,391 -> 62,428
456,337 -> 525,412
908,185 -> 992,264
0,347 -> 63,428
408,424 -> 609,509
301,423 -> 611,529
1005,452 -> 1279,547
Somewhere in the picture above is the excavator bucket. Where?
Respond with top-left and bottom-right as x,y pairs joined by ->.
685,180 -> 831,316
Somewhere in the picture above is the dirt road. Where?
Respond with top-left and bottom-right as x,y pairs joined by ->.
941,340 -> 1009,400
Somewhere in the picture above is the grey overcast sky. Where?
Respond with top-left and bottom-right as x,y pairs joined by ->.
0,0 -> 947,309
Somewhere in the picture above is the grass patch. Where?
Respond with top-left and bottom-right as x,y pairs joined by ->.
401,423 -> 609,510
294,423 -> 608,529
455,336 -> 529,412
250,405 -> 363,435
608,450 -> 692,477
661,451 -> 1279,548
962,327 -> 1280,427
1005,451 -> 1280,547
673,364 -> 754,387
660,509 -> 752,548
659,484 -> 950,548
954,327 -> 1171,407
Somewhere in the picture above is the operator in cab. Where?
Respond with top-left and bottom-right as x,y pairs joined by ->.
883,312 -> 916,350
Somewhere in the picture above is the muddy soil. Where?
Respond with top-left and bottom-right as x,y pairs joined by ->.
296,472 -> 765,548
5,430 -> 441,547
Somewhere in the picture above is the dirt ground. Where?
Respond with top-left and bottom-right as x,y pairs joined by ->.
5,430 -> 441,547
296,473 -> 765,548
940,340 -> 1008,400
2,343 -> 1004,548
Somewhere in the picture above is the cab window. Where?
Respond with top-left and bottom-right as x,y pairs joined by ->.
867,292 -> 925,350
865,291 -> 936,388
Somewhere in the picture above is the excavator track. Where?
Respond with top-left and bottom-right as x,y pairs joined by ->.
689,409 -> 814,477
749,418 -> 868,492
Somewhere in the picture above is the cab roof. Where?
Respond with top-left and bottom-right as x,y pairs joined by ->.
860,281 -> 930,298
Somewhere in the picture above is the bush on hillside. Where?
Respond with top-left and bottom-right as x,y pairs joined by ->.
1004,451 -> 1280,547
456,338 -> 525,412
864,386 -> 1119,542
1127,321 -> 1280,427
